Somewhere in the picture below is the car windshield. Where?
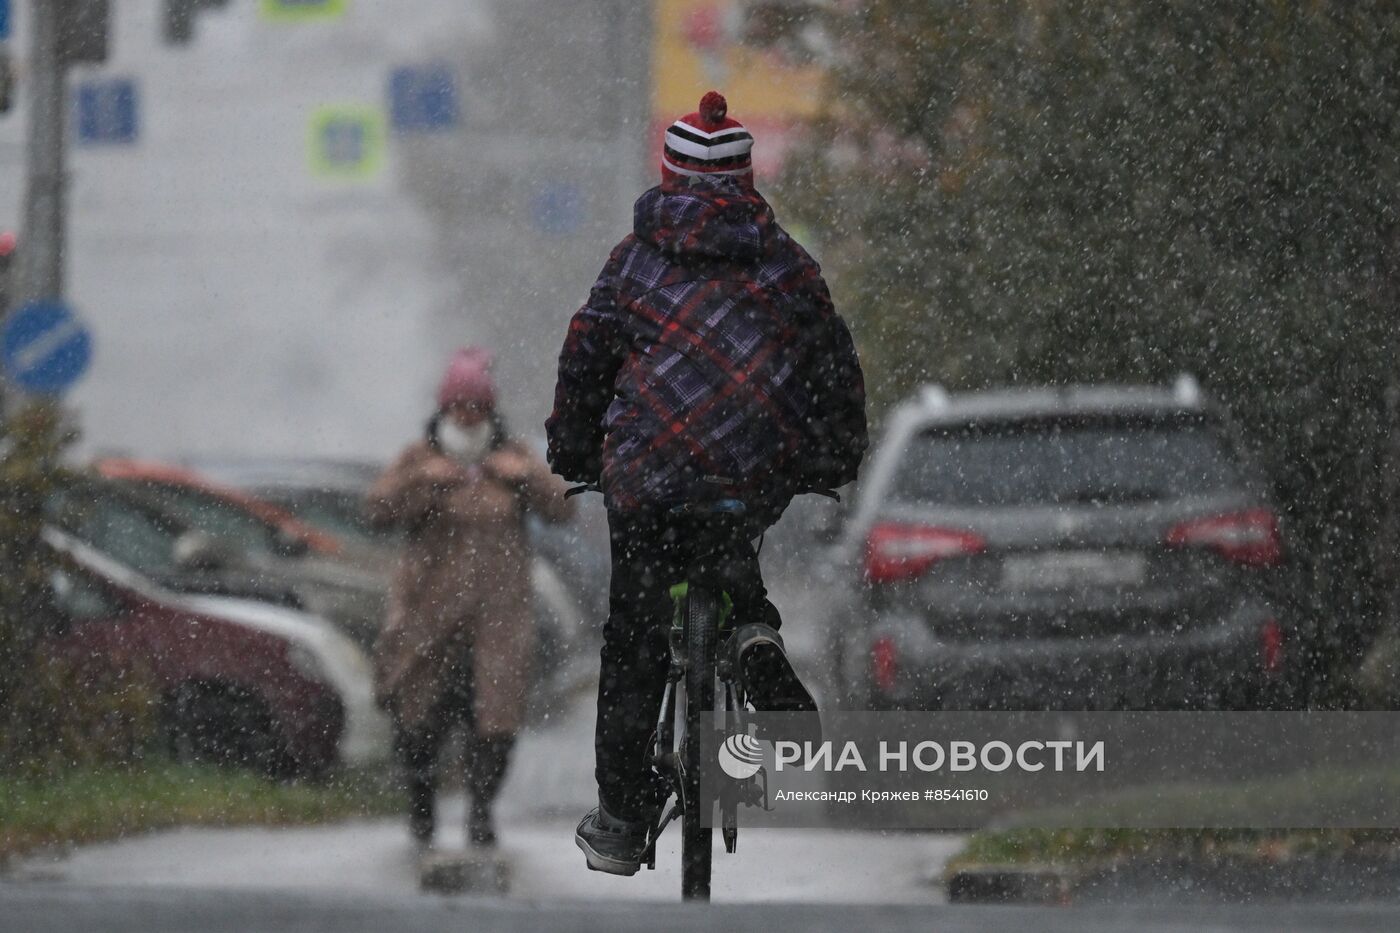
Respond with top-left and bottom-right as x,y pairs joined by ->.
891,416 -> 1245,507
46,486 -> 183,578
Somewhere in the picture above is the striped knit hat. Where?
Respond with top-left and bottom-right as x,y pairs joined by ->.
661,91 -> 754,187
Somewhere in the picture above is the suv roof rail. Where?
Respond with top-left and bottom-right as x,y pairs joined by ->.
919,384 -> 951,410
1173,373 -> 1202,406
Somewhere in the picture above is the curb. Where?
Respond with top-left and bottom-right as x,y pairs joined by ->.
944,852 -> 1400,905
944,865 -> 1073,904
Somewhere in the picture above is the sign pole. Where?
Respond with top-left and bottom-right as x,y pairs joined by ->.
19,0 -> 68,306
3,0 -> 68,420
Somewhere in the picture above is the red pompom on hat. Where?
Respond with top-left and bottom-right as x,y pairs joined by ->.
698,91 -> 728,125
436,346 -> 497,409
661,91 -> 754,187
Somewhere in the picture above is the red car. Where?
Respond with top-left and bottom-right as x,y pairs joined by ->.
41,528 -> 362,777
93,458 -> 343,557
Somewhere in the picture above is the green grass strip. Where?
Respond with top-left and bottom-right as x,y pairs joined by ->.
948,764 -> 1400,875
0,761 -> 398,861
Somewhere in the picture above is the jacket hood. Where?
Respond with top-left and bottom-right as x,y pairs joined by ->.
633,178 -> 775,261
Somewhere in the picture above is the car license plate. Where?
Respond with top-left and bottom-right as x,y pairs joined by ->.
1001,551 -> 1146,590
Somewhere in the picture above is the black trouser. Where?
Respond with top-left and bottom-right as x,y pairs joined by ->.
596,508 -> 781,821
393,653 -> 515,837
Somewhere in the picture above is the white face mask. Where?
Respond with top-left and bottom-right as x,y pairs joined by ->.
437,418 -> 493,465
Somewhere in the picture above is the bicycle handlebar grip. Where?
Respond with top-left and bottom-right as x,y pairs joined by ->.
565,484 -> 601,499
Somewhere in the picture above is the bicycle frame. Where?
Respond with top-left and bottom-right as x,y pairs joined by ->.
644,581 -> 748,871
644,501 -> 755,900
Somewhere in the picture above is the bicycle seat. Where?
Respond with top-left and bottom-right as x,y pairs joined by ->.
669,498 -> 747,517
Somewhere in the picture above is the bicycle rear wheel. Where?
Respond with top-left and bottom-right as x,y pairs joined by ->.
681,585 -> 718,901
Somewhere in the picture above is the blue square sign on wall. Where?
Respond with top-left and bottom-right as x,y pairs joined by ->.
390,64 -> 459,134
74,78 -> 139,145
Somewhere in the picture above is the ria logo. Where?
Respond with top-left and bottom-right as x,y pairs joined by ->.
718,732 -> 764,780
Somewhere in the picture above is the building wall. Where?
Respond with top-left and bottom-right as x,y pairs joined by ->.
0,0 -> 652,461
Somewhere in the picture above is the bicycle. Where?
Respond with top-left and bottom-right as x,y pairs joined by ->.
568,484 -> 834,901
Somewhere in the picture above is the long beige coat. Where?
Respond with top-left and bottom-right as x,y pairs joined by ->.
367,439 -> 571,735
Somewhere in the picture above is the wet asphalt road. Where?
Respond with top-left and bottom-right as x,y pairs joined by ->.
6,885 -> 1400,933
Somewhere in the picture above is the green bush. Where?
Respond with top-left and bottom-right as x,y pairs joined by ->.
0,653 -> 159,780
0,404 -> 158,776
781,1 -> 1400,699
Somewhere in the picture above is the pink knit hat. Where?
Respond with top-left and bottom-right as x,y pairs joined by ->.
436,346 -> 496,409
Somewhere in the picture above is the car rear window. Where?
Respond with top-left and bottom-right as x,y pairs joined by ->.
890,416 -> 1246,506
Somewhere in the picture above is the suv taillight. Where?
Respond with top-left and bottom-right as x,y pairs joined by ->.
1165,508 -> 1282,567
864,522 -> 986,584
871,636 -> 899,693
1261,618 -> 1283,674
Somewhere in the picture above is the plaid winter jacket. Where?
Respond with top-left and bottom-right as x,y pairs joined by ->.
546,178 -> 867,515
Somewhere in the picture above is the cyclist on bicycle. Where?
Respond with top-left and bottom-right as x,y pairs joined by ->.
546,92 -> 867,876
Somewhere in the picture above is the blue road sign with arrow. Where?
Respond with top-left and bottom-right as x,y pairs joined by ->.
1,300 -> 93,395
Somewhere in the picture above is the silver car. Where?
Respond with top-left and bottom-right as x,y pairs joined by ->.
823,378 -> 1290,711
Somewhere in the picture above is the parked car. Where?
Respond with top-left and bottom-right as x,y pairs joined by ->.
91,459 -> 390,648
822,378 -> 1291,711
40,527 -> 390,775
47,476 -> 308,610
54,466 -> 591,716
97,458 -> 346,557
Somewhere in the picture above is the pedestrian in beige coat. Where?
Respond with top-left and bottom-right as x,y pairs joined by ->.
368,347 -> 572,849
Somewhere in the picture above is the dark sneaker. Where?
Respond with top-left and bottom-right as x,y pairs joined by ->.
742,641 -> 818,713
575,801 -> 651,876
738,632 -> 821,746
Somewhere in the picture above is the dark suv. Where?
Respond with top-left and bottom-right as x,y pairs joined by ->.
824,379 -> 1289,710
